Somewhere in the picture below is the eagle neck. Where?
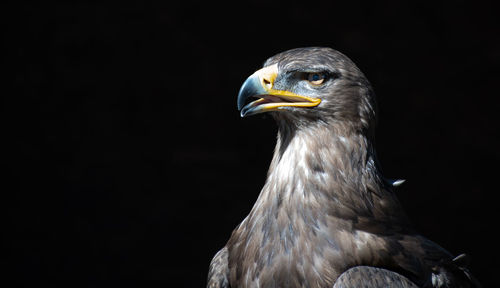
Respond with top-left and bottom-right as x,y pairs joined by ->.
251,119 -> 406,226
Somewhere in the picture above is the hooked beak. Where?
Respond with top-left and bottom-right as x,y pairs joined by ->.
237,64 -> 321,117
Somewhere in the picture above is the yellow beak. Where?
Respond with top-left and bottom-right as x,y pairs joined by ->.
237,64 -> 321,117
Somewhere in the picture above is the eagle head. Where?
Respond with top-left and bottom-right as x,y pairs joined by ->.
237,47 -> 377,132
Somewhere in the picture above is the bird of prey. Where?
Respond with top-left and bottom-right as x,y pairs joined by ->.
207,47 -> 480,288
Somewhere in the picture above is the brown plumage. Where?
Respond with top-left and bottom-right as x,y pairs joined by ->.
207,47 -> 480,288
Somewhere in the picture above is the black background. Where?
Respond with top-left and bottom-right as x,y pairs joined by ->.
5,1 -> 499,287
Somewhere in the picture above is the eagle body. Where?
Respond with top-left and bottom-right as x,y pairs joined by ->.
208,48 -> 479,288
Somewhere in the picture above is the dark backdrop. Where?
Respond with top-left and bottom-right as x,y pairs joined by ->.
5,1 -> 499,287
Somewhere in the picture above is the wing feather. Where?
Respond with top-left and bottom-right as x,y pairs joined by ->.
333,266 -> 419,288
207,247 -> 230,288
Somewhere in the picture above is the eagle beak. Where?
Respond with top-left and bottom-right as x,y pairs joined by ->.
237,64 -> 321,117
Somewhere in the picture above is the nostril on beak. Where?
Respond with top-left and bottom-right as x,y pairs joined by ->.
262,78 -> 272,89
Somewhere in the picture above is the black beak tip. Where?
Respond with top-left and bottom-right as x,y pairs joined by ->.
237,74 -> 265,116
239,105 -> 251,118
237,86 -> 249,112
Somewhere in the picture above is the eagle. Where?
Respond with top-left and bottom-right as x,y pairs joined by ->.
207,47 -> 480,288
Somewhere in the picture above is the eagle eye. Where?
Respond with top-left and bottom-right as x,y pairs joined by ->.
306,72 -> 326,85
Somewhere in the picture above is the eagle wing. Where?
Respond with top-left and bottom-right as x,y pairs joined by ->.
333,266 -> 419,288
207,247 -> 230,288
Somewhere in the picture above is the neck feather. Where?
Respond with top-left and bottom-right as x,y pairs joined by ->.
252,120 -> 409,227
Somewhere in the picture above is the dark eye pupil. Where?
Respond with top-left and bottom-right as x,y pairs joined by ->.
306,72 -> 328,84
